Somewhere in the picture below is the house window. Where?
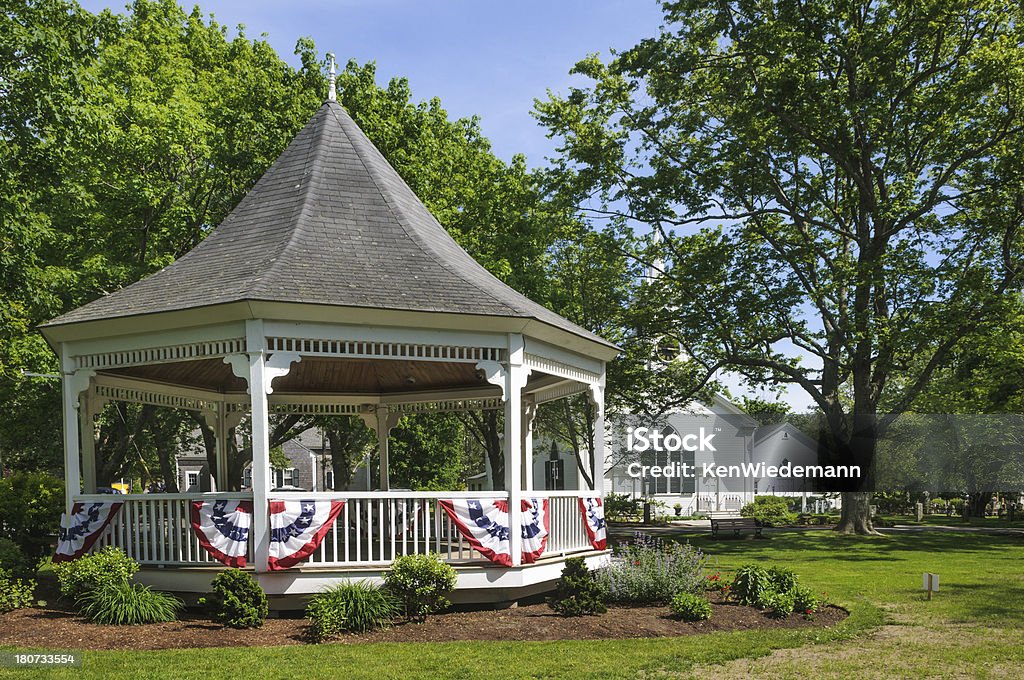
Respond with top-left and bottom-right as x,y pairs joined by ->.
243,468 -> 252,489
325,470 -> 334,490
186,471 -> 200,489
274,468 -> 298,488
640,449 -> 696,495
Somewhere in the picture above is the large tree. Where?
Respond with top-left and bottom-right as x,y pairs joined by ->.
536,0 -> 1024,532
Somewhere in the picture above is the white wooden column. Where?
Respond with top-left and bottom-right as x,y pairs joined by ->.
360,407 -> 400,491
226,320 -> 301,573
60,345 -> 94,514
589,373 -> 607,494
504,334 -> 527,566
79,390 -> 101,494
521,397 -> 537,493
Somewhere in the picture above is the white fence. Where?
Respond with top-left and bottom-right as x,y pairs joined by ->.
81,490 -> 599,568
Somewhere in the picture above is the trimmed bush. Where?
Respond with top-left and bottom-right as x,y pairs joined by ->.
0,472 -> 64,559
728,564 -> 771,606
740,495 -> 796,527
670,592 -> 712,621
53,547 -> 139,600
200,569 -> 267,629
0,568 -> 36,613
306,581 -> 400,640
77,581 -> 182,625
548,557 -> 607,617
384,553 -> 457,621
596,532 -> 707,604
0,538 -> 36,580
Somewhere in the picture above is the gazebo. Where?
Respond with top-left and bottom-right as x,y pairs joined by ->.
39,76 -> 616,602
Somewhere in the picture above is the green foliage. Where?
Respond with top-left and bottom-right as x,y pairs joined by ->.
548,557 -> 607,617
731,562 -> 824,620
596,533 -> 707,604
388,413 -> 466,490
76,580 -> 181,625
759,588 -> 796,619
669,592 -> 712,622
793,584 -> 826,620
766,566 -> 799,594
0,472 -> 65,558
730,564 -> 772,607
0,568 -> 37,613
384,553 -> 457,621
306,581 -> 400,640
53,547 -> 139,601
200,569 -> 268,629
740,496 -> 796,527
0,537 -> 36,580
603,492 -> 641,521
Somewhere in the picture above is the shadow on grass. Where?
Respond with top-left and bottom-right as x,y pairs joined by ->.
610,526 -> 1024,562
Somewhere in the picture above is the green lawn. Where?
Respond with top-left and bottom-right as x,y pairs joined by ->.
3,531 -> 1022,679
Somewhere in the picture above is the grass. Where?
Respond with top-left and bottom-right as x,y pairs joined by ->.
3,530 -> 1023,679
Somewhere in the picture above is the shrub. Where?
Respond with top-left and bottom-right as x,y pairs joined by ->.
604,493 -> 641,521
766,565 -> 798,593
0,568 -> 36,613
759,588 -> 796,618
0,472 -> 64,559
596,532 -> 707,604
740,495 -> 796,527
53,547 -> 139,600
76,581 -> 182,625
0,538 -> 36,580
793,585 -> 827,619
384,553 -> 457,621
306,581 -> 400,640
548,557 -> 607,617
670,592 -> 712,621
200,569 -> 267,629
729,564 -> 771,606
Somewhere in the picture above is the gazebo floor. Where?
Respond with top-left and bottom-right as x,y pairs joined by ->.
135,551 -> 610,608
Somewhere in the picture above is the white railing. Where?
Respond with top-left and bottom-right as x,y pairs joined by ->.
288,491 -> 506,567
532,491 -> 595,555
85,492 -> 253,566
79,489 -> 600,568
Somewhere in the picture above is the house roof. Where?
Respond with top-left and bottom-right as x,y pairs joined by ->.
41,101 -> 614,351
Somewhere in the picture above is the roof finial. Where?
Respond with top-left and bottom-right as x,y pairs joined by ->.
327,52 -> 337,102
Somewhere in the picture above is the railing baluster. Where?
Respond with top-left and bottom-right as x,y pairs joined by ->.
355,499 -> 362,563
378,498 -> 385,564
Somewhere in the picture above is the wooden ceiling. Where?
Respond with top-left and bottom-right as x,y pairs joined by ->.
103,357 -> 565,396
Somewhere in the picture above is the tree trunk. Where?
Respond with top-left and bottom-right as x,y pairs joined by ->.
835,491 -> 881,535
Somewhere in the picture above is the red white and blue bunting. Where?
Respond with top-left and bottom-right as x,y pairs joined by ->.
578,497 -> 607,550
54,502 -> 123,562
190,500 -> 252,568
438,498 -> 549,567
268,499 -> 345,571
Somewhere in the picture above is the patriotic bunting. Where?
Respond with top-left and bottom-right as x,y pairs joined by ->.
190,500 -> 252,567
268,499 -> 345,571
578,497 -> 607,550
54,502 -> 123,562
438,498 -> 549,567
521,497 -> 549,563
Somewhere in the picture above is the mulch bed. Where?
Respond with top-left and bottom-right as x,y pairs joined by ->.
0,593 -> 847,650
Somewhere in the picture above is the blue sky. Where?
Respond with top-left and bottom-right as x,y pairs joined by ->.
78,0 -> 665,166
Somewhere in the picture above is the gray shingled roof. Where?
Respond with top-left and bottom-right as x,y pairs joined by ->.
41,101 -> 614,349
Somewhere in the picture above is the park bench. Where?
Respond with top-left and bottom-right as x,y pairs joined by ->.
709,514 -> 763,538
